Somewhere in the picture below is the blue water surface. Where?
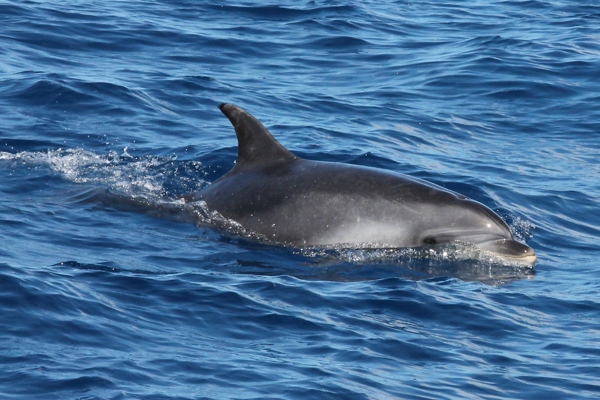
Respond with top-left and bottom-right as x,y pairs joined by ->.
1,1 -> 599,399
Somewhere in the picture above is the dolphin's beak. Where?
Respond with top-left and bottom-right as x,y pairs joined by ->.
477,238 -> 537,266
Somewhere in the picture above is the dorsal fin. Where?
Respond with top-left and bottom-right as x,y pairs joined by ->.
219,103 -> 297,168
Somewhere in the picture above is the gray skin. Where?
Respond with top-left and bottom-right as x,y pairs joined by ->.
190,103 -> 536,266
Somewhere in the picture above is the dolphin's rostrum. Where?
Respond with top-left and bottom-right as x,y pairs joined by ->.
189,103 -> 536,266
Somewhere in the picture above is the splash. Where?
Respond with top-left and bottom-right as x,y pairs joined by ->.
510,216 -> 536,243
296,242 -> 535,285
0,148 -> 205,201
298,241 -> 526,266
185,200 -> 269,242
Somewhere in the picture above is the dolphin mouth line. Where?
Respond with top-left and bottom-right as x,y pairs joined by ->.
505,253 -> 537,264
483,251 -> 537,267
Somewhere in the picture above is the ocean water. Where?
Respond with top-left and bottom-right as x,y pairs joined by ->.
1,0 -> 599,399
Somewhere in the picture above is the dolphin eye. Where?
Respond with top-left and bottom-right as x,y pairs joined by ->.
422,236 -> 437,245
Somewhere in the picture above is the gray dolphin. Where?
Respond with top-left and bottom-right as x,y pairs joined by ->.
189,103 -> 536,266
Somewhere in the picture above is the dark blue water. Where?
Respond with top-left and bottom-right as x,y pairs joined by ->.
1,1 -> 599,398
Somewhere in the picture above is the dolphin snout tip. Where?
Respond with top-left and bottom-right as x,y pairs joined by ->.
521,253 -> 537,266
514,242 -> 536,266
478,238 -> 537,267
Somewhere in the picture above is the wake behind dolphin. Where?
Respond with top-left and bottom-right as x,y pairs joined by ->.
188,103 -> 536,266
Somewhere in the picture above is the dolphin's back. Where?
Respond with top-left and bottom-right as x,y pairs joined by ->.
195,157 -> 473,246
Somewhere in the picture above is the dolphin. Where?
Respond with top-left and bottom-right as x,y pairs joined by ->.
188,103 -> 536,266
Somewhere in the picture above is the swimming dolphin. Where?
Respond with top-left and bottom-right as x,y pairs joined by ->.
189,103 -> 536,266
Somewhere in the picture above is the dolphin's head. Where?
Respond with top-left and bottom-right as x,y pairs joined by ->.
417,196 -> 536,266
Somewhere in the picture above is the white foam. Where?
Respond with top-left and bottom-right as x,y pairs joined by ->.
0,148 -> 183,201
